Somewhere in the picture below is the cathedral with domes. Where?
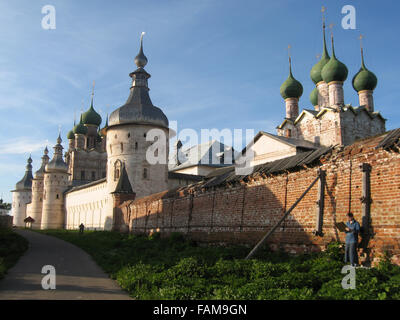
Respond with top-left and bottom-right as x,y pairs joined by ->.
10,20 -> 387,230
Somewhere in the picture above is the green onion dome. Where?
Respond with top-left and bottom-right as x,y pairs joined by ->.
67,129 -> 75,139
321,37 -> 348,83
310,87 -> 318,106
82,98 -> 102,127
73,114 -> 88,135
280,58 -> 303,100
352,49 -> 377,92
310,25 -> 330,84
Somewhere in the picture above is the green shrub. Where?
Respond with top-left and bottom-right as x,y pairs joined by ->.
37,230 -> 400,300
0,228 -> 28,279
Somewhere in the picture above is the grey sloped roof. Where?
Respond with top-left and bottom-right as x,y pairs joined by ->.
168,171 -> 205,181
15,170 -> 33,191
191,146 -> 332,191
113,165 -> 134,194
169,140 -> 236,171
14,157 -> 33,191
376,128 -> 400,150
109,68 -> 168,129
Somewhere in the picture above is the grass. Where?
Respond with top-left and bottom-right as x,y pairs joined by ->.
39,229 -> 400,300
0,228 -> 29,279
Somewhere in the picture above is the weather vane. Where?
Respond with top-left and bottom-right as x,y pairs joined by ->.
58,124 -> 62,135
91,80 -> 95,99
316,53 -> 321,60
359,34 -> 364,49
321,6 -> 326,26
329,23 -> 334,39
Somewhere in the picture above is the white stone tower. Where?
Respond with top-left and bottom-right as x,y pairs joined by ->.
41,135 -> 69,229
11,156 -> 33,227
27,147 -> 49,229
107,32 -> 170,200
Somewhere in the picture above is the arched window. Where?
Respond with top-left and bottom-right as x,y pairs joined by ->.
135,142 -> 138,150
114,160 -> 122,181
143,168 -> 148,179
121,143 -> 124,152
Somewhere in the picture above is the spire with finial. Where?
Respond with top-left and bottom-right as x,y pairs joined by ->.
82,82 -> 102,127
107,31 -> 169,129
134,32 -> 148,68
46,134 -> 68,172
34,146 -> 50,178
310,6 -> 331,84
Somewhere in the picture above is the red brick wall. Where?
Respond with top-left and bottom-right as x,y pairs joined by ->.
119,142 -> 400,265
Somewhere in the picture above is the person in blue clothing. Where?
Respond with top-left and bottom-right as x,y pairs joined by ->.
344,213 -> 360,266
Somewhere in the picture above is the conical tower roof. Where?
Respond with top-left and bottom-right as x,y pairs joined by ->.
15,156 -> 33,191
34,147 -> 50,178
45,134 -> 68,173
109,32 -> 168,129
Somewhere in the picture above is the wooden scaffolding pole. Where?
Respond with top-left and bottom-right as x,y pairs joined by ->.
245,172 -> 321,260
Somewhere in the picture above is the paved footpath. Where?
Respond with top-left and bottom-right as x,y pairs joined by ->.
0,229 -> 131,300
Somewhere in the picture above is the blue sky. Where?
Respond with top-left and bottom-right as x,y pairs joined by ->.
1,0 -> 399,202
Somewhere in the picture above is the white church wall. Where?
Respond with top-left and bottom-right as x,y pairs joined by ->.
65,180 -> 112,230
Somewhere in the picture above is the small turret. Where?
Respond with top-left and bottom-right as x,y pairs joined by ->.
28,147 -> 50,228
352,38 -> 377,112
41,134 -> 70,229
280,56 -> 303,120
321,29 -> 348,108
11,156 -> 33,227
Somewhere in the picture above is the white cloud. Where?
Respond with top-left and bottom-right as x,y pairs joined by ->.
0,137 -> 49,155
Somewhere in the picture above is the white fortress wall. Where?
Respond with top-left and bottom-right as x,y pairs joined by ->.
64,180 -> 112,230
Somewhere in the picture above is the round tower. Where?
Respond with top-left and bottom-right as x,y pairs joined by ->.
41,135 -> 69,229
27,147 -> 49,229
106,32 -> 169,200
11,156 -> 33,227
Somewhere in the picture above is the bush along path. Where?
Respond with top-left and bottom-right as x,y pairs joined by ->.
0,228 -> 28,280
40,230 -> 400,300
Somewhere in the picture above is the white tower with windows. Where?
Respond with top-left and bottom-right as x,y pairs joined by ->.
106,33 -> 170,200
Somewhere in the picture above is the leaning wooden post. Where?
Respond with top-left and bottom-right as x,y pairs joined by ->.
314,169 -> 326,236
245,172 -> 321,260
